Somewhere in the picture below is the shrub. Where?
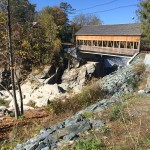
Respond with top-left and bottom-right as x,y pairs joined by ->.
49,83 -> 106,115
0,98 -> 9,107
101,125 -> 110,135
75,138 -> 105,150
134,63 -> 146,75
27,101 -> 36,108
1,145 -> 10,150
0,98 -> 5,106
109,105 -> 123,121
83,111 -> 93,118
127,78 -> 138,89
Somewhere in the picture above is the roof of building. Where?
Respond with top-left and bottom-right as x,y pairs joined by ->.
75,23 -> 141,36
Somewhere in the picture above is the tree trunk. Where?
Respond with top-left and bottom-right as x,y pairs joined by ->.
7,0 -> 19,119
18,81 -> 23,115
15,72 -> 24,115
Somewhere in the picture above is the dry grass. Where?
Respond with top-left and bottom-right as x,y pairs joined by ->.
48,83 -> 106,115
64,93 -> 150,150
103,94 -> 150,149
0,109 -> 73,149
134,63 -> 146,76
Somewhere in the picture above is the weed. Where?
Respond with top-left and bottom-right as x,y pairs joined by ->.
11,126 -> 19,139
5,120 -> 42,149
127,63 -> 146,90
0,98 -> 5,105
0,98 -> 9,107
19,115 -> 26,121
37,96 -> 43,99
115,146 -> 126,150
134,63 -> 146,75
109,105 -> 123,121
27,101 -> 36,108
66,87 -> 73,93
75,138 -> 105,150
1,145 -> 10,150
101,125 -> 110,135
121,93 -> 135,101
83,111 -> 93,118
127,78 -> 138,89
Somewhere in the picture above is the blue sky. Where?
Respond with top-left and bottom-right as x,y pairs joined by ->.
29,0 -> 140,25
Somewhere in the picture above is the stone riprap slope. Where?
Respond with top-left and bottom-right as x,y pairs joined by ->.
14,62 -> 139,150
100,65 -> 137,95
14,98 -> 118,150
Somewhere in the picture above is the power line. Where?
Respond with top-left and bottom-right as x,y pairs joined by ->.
69,4 -> 137,18
75,0 -> 119,12
87,4 -> 137,14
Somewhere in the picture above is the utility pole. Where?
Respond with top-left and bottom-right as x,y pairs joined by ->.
7,0 -> 19,119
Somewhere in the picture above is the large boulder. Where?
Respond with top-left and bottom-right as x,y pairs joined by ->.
24,84 -> 63,107
61,62 -> 100,91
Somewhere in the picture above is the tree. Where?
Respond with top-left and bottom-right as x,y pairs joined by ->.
71,14 -> 102,39
59,2 -> 75,43
60,2 -> 75,15
72,14 -> 102,29
0,0 -> 8,65
37,7 -> 62,63
0,0 -> 36,118
10,0 -> 35,24
137,0 -> 150,49
7,0 -> 19,119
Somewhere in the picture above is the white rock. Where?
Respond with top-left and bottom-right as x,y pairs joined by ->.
144,54 -> 150,66
0,106 -> 7,110
62,69 -> 78,83
85,62 -> 96,75
58,83 -> 69,91
73,85 -> 82,93
35,98 -> 50,107
50,84 -> 62,95
138,90 -> 145,94
23,105 -> 34,111
21,81 -> 32,93
23,98 -> 32,105
8,105 -> 34,111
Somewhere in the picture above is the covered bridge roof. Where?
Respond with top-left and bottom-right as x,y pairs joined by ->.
75,23 -> 141,36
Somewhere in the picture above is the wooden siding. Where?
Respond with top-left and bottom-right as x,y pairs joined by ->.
76,35 -> 141,42
78,45 -> 139,56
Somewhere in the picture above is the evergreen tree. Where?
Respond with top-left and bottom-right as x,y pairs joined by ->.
137,0 -> 150,49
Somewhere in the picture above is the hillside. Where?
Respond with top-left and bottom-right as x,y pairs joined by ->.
0,54 -> 150,150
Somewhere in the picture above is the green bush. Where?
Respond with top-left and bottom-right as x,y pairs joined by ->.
127,78 -> 138,89
0,98 -> 9,107
0,98 -> 5,106
83,111 -> 93,119
1,145 -> 10,150
75,138 -> 105,150
109,105 -> 122,121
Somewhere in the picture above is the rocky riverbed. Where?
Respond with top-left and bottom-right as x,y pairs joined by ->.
0,61 -> 102,111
